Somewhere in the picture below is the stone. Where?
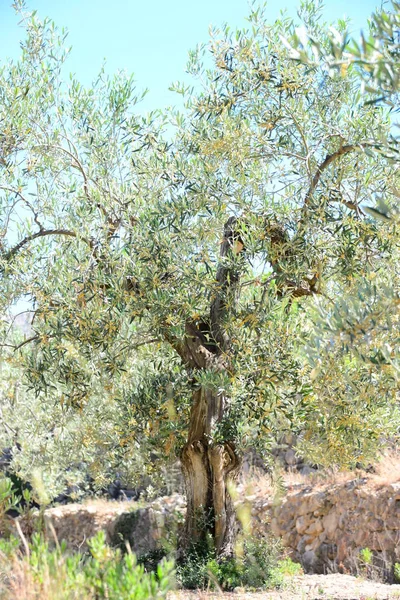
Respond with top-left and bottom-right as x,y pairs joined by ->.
353,528 -> 370,547
368,517 -> 384,531
338,511 -> 348,528
322,512 -> 339,539
383,515 -> 400,529
369,532 -> 397,552
296,515 -> 312,534
282,530 -> 298,547
318,542 -> 338,562
300,466 -> 317,476
297,535 -> 314,554
270,517 -> 280,536
285,449 -> 297,466
388,483 -> 400,496
305,518 -> 323,536
302,550 -> 317,573
296,492 -> 326,516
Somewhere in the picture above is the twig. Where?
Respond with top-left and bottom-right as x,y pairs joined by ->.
15,520 -> 30,558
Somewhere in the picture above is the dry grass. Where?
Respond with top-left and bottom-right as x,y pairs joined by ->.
0,553 -> 91,600
369,450 -> 400,488
239,449 -> 400,499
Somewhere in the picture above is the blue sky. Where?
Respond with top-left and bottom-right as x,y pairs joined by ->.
0,0 -> 382,112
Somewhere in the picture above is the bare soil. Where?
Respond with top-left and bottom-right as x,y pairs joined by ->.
170,574 -> 400,599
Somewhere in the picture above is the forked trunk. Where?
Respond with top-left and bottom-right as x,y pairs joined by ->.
181,385 -> 241,557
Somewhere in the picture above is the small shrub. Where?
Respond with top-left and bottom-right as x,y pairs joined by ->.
394,562 -> 400,583
360,547 -> 373,565
268,557 -> 303,589
177,534 -> 300,591
0,530 -> 175,600
0,535 -> 20,558
176,533 -> 215,589
0,475 -> 21,533
137,548 -> 169,574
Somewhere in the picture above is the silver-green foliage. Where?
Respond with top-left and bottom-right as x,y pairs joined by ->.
0,0 -> 398,487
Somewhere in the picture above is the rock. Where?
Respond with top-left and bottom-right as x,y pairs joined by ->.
318,542 -> 337,562
368,517 -> 384,531
296,515 -> 312,534
305,518 -> 323,536
270,517 -> 280,536
296,492 -> 325,516
285,449 -> 297,466
353,528 -> 369,547
297,535 -> 314,554
300,466 -> 317,476
322,512 -> 339,539
384,515 -> 400,529
302,550 -> 317,573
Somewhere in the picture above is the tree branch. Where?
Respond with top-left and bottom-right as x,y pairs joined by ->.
34,143 -> 91,203
34,143 -> 116,227
112,337 -> 162,360
302,145 -> 356,217
210,216 -> 244,352
0,185 -> 44,233
300,142 -> 377,222
3,228 -> 92,262
1,335 -> 39,351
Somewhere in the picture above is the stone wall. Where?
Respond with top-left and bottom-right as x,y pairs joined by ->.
19,478 -> 400,575
19,494 -> 185,555
268,479 -> 400,574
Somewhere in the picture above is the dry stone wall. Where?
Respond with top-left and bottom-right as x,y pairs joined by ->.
19,494 -> 185,555
19,479 -> 400,575
268,479 -> 400,573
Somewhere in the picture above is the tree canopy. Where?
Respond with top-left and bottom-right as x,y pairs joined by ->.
0,0 -> 399,520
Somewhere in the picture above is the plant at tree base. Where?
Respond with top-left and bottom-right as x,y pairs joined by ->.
0,0 -> 399,558
176,534 -> 294,590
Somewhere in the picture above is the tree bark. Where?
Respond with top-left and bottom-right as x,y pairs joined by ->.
181,385 -> 241,556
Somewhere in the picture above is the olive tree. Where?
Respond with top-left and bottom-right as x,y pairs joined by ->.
285,0 -> 400,107
0,1 -> 398,556
279,0 -> 400,466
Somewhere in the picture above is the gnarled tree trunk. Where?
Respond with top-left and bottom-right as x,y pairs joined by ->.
170,217 -> 244,557
181,385 -> 241,556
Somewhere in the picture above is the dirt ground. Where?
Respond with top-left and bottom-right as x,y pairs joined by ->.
169,573 -> 400,599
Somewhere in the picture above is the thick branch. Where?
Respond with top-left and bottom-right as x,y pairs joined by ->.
165,217 -> 245,367
165,323 -> 224,371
